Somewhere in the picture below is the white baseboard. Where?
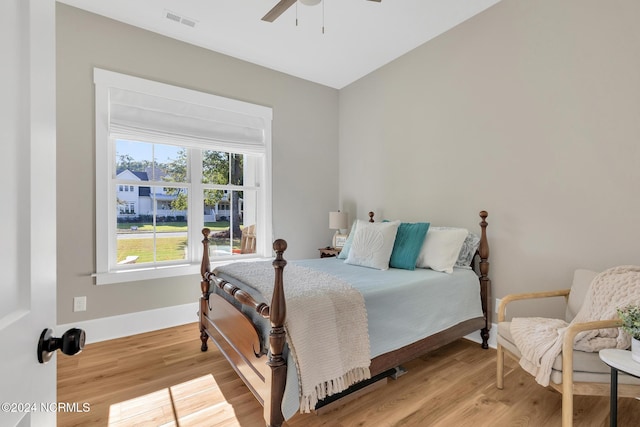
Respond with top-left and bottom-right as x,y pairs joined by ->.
464,322 -> 498,349
57,302 -> 200,344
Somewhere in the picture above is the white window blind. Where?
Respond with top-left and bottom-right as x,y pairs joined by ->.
95,68 -> 272,152
108,88 -> 268,153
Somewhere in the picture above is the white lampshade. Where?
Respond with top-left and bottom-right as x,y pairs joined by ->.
329,211 -> 348,230
299,0 -> 321,5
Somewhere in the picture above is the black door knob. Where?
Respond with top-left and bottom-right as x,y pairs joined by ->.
37,328 -> 86,364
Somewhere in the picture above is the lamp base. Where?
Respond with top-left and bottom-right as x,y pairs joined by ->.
333,231 -> 347,248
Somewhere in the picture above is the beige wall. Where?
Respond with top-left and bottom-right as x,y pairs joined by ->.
56,4 -> 340,324
339,0 -> 640,318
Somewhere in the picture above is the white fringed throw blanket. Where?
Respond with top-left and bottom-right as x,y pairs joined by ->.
215,261 -> 371,413
511,265 -> 640,387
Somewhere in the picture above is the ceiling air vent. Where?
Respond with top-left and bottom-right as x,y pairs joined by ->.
181,18 -> 196,28
165,12 -> 181,22
165,10 -> 197,28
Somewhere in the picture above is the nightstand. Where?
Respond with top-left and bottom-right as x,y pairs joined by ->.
318,247 -> 341,258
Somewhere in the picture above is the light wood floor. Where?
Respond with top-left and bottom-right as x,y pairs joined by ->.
58,323 -> 640,426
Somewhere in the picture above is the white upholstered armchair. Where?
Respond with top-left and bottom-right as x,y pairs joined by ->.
496,269 -> 640,427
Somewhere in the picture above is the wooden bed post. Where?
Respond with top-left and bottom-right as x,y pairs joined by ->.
478,211 -> 491,349
200,228 -> 212,352
265,239 -> 287,427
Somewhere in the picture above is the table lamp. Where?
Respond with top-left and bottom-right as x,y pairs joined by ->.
329,211 -> 348,248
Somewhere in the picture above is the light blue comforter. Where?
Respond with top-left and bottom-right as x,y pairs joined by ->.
213,258 -> 484,419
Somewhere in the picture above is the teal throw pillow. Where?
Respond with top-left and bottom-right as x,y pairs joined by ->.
389,222 -> 430,270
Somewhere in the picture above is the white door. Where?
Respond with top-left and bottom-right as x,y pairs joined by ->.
0,0 -> 57,426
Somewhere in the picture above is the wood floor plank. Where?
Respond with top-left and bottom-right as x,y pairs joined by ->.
58,323 -> 640,426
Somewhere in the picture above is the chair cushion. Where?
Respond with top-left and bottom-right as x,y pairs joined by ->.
498,321 -> 640,385
565,269 -> 599,322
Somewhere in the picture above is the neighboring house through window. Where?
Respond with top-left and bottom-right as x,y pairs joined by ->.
94,68 -> 273,284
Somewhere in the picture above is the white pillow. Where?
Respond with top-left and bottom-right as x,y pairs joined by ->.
416,227 -> 469,273
337,219 -> 360,260
345,220 -> 400,270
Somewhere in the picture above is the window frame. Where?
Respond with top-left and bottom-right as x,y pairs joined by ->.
93,69 -> 273,285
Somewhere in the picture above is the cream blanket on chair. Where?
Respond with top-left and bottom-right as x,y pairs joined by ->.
511,265 -> 640,387
215,261 -> 371,413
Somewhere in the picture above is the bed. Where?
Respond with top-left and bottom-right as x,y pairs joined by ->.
198,211 -> 491,427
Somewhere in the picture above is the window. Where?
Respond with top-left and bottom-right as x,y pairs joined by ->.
94,69 -> 272,285
118,201 -> 136,215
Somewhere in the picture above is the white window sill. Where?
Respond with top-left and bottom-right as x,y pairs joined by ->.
93,256 -> 273,285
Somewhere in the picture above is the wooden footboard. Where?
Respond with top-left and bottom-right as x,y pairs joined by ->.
199,211 -> 491,427
200,234 -> 288,427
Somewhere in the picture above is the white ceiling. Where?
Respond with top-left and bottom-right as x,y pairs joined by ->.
57,0 -> 501,89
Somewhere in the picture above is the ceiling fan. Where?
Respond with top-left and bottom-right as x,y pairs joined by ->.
262,0 -> 381,23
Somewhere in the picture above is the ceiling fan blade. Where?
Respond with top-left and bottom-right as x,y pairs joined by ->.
262,0 -> 297,22
368,0 -> 382,2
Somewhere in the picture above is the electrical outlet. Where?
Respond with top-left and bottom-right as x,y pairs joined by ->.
73,296 -> 87,312
495,298 -> 502,314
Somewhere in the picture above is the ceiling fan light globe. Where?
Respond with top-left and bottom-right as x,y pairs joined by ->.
299,0 -> 322,6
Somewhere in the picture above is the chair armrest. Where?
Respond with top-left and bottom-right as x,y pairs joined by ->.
561,319 -> 624,389
563,319 -> 624,349
498,289 -> 571,322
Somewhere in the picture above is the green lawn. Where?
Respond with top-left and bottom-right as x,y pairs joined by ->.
116,221 -> 242,263
117,236 -> 187,263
